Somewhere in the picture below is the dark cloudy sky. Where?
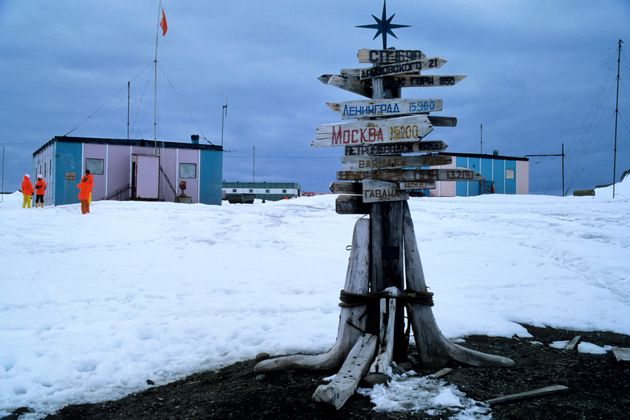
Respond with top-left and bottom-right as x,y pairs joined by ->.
1,0 -> 629,195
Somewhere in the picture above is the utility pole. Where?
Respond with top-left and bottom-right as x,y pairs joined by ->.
252,145 -> 256,182
480,123 -> 483,154
612,39 -> 623,199
127,81 -> 131,140
221,97 -> 228,147
526,143 -> 566,196
1,146 -> 4,202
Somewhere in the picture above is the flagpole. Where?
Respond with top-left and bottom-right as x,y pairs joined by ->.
153,0 -> 162,155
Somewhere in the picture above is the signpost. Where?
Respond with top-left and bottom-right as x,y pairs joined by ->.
357,57 -> 447,79
327,98 -> 443,120
362,179 -> 408,203
337,168 -> 483,182
340,154 -> 451,171
344,140 -> 447,156
384,75 -> 466,88
357,48 -> 425,64
399,181 -> 436,190
318,74 -> 372,98
312,115 -> 433,147
329,181 -> 363,195
254,4 -> 513,412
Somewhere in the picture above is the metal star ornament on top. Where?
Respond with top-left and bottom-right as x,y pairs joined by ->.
356,0 -> 411,49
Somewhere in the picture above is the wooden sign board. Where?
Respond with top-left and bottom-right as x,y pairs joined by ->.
358,57 -> 447,80
318,74 -> 372,98
399,181 -> 436,190
357,49 -> 426,64
362,180 -> 408,203
344,140 -> 447,156
384,75 -> 466,88
312,115 -> 433,148
428,116 -> 457,127
327,98 -> 443,120
337,168 -> 483,182
336,195 -> 370,215
329,181 -> 362,195
341,155 -> 452,171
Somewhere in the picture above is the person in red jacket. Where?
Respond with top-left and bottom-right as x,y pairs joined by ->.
76,173 -> 93,214
34,174 -> 46,208
21,174 -> 34,208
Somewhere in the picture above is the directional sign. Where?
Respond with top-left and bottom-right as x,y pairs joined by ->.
362,180 -> 408,203
358,57 -> 447,80
357,49 -> 426,64
327,98 -> 443,120
344,140 -> 447,156
337,168 -> 483,182
428,116 -> 457,127
336,195 -> 370,215
399,181 -> 436,190
330,182 -> 363,195
318,74 -> 372,98
341,155 -> 452,171
312,115 -> 433,148
384,75 -> 466,88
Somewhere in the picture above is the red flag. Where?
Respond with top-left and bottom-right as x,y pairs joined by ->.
160,8 -> 168,36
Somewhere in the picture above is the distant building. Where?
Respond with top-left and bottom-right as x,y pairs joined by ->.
222,181 -> 301,203
32,135 -> 223,206
428,152 -> 529,197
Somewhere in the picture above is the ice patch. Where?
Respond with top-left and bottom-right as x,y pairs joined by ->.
357,374 -> 490,418
577,342 -> 609,354
549,340 -> 569,349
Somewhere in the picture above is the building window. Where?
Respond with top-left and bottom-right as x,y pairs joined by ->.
249,189 -> 253,193
265,189 -> 270,193
232,189 -> 237,193
179,163 -> 196,179
505,169 -> 515,179
86,158 -> 105,175
282,189 -> 287,193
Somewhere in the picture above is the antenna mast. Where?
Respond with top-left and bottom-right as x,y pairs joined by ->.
221,98 -> 228,147
612,39 -> 623,198
153,0 -> 162,155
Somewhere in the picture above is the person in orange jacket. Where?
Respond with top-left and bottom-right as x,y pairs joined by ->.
21,174 -> 34,208
34,174 -> 46,208
76,172 -> 93,214
85,169 -> 94,205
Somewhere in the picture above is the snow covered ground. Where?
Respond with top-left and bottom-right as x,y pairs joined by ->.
1,179 -> 629,418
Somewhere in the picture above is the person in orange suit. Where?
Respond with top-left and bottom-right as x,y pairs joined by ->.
21,174 -> 34,208
76,172 -> 93,214
85,169 -> 94,205
34,174 -> 46,208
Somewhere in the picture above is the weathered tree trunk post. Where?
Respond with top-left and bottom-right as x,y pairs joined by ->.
368,78 -> 408,362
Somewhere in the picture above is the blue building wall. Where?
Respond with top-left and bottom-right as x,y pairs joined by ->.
199,149 -> 223,205
54,142 -> 82,205
452,155 -> 523,197
505,160 -> 516,194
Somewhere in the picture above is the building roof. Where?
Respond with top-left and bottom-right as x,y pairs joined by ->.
438,152 -> 529,162
222,181 -> 301,189
33,136 -> 223,156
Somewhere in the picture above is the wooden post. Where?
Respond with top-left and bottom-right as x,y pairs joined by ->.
368,77 -> 407,362
369,201 -> 407,361
365,287 -> 398,385
312,333 -> 378,409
